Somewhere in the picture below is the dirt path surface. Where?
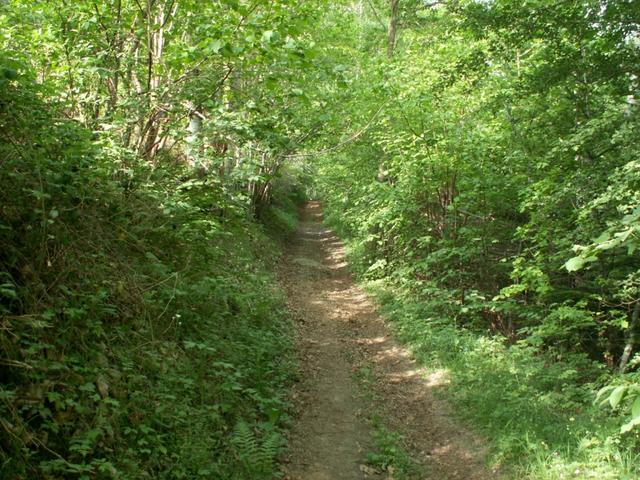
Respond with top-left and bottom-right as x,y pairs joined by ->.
279,202 -> 493,480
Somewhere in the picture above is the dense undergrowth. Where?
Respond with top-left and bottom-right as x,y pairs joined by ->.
323,210 -> 640,479
0,65 -> 303,479
3,0 -> 640,478
310,1 -> 640,477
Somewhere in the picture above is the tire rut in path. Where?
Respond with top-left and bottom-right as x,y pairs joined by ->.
279,202 -> 493,480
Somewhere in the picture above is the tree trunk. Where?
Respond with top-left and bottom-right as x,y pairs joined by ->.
619,301 -> 640,373
387,0 -> 400,58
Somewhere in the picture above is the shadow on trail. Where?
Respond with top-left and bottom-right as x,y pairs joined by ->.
280,202 -> 491,480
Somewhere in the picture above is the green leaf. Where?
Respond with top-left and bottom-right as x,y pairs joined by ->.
622,208 -> 640,225
609,386 -> 626,409
262,30 -> 275,43
208,39 -> 224,53
564,256 -> 586,272
620,416 -> 640,434
632,396 -> 640,419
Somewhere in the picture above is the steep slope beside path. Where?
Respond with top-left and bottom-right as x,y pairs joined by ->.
279,202 -> 492,480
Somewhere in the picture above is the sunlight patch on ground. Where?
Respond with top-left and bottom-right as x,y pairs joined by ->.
425,368 -> 451,387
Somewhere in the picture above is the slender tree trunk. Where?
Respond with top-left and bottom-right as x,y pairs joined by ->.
138,0 -> 176,160
387,0 -> 400,58
105,0 -> 123,116
619,301 -> 640,373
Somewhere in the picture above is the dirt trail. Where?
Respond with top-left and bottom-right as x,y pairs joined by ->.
280,202 -> 493,480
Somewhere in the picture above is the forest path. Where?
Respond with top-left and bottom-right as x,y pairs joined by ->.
279,201 -> 493,480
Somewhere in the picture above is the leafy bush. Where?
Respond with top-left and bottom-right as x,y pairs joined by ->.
364,280 -> 639,479
314,1 -> 640,476
0,62 -> 297,479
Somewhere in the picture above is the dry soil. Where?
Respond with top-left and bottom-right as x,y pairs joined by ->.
279,201 -> 493,480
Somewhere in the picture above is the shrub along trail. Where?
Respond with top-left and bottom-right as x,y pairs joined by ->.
279,202 -> 492,480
